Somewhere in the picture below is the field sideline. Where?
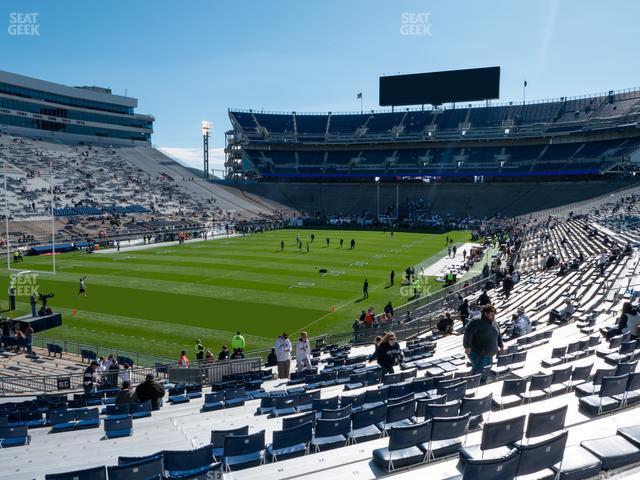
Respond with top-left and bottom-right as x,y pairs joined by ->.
0,229 -> 469,361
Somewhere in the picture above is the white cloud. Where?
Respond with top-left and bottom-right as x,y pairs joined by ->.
157,146 -> 226,174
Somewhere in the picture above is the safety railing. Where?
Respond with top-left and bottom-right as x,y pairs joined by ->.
30,335 -> 174,367
0,364 -> 168,396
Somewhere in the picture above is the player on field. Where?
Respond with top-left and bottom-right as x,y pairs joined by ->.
78,276 -> 87,297
280,240 -> 284,252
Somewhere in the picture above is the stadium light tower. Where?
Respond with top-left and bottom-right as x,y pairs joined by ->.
202,121 -> 212,180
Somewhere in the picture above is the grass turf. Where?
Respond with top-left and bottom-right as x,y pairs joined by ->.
0,229 -> 469,361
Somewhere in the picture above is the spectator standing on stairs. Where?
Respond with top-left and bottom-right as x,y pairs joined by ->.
478,288 -> 491,306
463,304 -> 503,374
275,332 -> 292,379
598,252 -> 607,275
375,331 -> 403,375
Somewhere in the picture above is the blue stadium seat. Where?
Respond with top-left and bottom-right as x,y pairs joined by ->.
107,455 -> 164,480
44,466 -> 107,480
202,392 -> 225,412
461,448 -> 519,480
224,388 -> 248,408
311,416 -> 350,452
460,393 -> 492,429
282,411 -> 316,430
164,444 -> 216,479
130,400 -> 152,419
320,404 -> 351,420
460,415 -> 525,464
383,398 -> 416,431
0,425 -> 30,447
223,430 -> 266,471
104,415 -> 133,439
349,403 -> 386,444
516,431 -> 569,478
581,433 -> 640,470
266,422 -> 313,462
551,445 -> 602,480
579,374 -> 627,415
211,425 -> 249,461
372,420 -> 431,472
104,404 -> 130,420
425,414 -> 470,460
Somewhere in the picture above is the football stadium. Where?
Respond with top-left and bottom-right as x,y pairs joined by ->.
1,1 -> 640,479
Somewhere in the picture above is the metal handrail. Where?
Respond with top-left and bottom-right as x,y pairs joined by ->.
31,335 -> 174,367
0,363 -> 168,396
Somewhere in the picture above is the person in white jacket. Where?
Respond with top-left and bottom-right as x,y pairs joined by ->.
275,332 -> 292,379
296,331 -> 312,371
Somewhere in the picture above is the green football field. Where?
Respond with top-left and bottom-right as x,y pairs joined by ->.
0,229 -> 469,362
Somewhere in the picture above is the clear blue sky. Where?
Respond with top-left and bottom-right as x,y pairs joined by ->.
1,0 -> 638,170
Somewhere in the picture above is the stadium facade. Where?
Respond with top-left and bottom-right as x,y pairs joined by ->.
227,88 -> 640,181
0,70 -> 153,144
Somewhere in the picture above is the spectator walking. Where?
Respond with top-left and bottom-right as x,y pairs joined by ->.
598,252 -> 607,275
296,331 -> 312,371
463,304 -> 504,374
108,358 -> 120,387
275,332 -> 292,379
478,288 -> 491,306
83,361 -> 99,394
384,301 -> 394,319
135,374 -> 165,411
23,323 -> 33,356
120,363 -> 131,384
375,331 -> 403,375
502,275 -> 514,300
458,298 -> 470,328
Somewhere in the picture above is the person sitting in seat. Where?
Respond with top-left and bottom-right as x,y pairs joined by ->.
549,299 -> 574,324
218,345 -> 230,361
266,348 -> 278,367
437,313 -> 454,335
512,307 -> 532,337
135,374 -> 165,411
115,380 -> 138,405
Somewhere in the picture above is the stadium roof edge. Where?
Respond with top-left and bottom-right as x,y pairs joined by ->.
229,85 -> 640,116
0,69 -> 137,108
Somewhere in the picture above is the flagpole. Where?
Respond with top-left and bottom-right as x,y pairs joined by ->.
360,94 -> 363,114
523,81 -> 527,105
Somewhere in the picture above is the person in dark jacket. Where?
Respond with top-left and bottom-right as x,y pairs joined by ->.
135,374 -> 165,411
437,313 -> 454,335
115,380 -> 138,405
266,348 -> 278,367
502,275 -> 514,300
375,332 -> 403,375
463,304 -> 504,374
218,345 -> 230,361
458,298 -> 470,328
478,289 -> 491,306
